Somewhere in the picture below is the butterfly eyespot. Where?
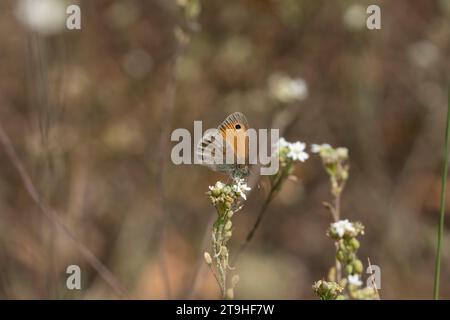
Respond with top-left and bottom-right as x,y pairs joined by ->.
235,124 -> 241,129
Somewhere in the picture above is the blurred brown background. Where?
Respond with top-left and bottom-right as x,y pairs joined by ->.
0,0 -> 450,299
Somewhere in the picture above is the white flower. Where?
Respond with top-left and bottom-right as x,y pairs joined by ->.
311,143 -> 331,153
268,73 -> 308,103
348,274 -> 363,287
273,138 -> 309,162
287,142 -> 309,162
336,147 -> 349,159
209,181 -> 225,192
232,179 -> 251,200
15,0 -> 66,36
273,137 -> 289,152
331,219 -> 355,238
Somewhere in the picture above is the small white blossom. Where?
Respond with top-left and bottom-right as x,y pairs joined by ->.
274,137 -> 290,150
287,142 -> 309,162
209,181 -> 225,192
331,219 -> 355,238
336,147 -> 349,159
311,143 -> 331,153
273,138 -> 309,162
348,274 -> 363,287
232,179 -> 251,200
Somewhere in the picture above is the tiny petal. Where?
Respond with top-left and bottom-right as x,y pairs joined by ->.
348,274 -> 363,287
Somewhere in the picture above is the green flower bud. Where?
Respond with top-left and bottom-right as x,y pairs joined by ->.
227,210 -> 234,219
225,220 -> 232,231
345,264 -> 353,275
225,231 -> 232,239
336,250 -> 345,262
353,259 -> 364,274
349,238 -> 360,250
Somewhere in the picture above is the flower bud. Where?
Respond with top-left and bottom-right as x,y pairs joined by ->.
227,210 -> 234,219
204,252 -> 212,265
225,220 -> 232,230
221,246 -> 228,257
353,259 -> 363,274
336,250 -> 345,262
345,264 -> 353,275
349,238 -> 360,250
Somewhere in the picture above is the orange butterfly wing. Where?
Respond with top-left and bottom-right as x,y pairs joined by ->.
218,112 -> 249,162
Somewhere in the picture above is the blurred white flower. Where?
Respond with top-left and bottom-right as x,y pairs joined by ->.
287,142 -> 309,162
343,4 -> 366,31
348,274 -> 363,287
15,0 -> 66,36
408,40 -> 439,69
232,179 -> 251,200
311,143 -> 332,153
268,72 -> 308,103
331,219 -> 355,238
274,137 -> 290,150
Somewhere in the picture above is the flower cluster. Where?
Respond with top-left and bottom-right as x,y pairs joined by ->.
328,219 -> 364,240
205,179 -> 250,299
312,280 -> 344,300
328,220 -> 365,290
208,180 -> 250,209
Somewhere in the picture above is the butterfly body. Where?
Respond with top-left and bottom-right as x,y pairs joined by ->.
197,112 -> 250,180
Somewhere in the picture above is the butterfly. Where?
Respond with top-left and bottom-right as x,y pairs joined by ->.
196,112 -> 250,180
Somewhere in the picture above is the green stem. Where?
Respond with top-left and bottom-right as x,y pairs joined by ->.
433,87 -> 450,300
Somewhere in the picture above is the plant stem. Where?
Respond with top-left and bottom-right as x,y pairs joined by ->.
334,192 -> 342,282
433,87 -> 450,300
